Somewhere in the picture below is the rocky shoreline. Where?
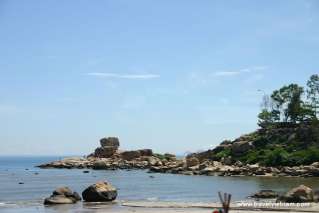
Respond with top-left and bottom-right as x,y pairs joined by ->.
38,137 -> 319,178
37,137 -> 319,206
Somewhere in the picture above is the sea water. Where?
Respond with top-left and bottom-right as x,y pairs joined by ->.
1,156 -> 319,212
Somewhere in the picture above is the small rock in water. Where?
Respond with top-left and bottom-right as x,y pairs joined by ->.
83,170 -> 90,173
18,182 -> 24,185
25,168 -> 29,171
149,175 -> 155,178
34,172 -> 39,175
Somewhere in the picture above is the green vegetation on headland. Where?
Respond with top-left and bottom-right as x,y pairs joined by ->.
205,74 -> 319,167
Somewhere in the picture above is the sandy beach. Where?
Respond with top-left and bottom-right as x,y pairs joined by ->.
39,201 -> 319,213
120,201 -> 319,213
2,200 -> 319,213
44,201 -> 319,213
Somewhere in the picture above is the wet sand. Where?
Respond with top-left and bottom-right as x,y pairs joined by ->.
1,201 -> 318,213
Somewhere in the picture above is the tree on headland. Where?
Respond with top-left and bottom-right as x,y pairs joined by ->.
258,74 -> 318,127
307,74 -> 319,117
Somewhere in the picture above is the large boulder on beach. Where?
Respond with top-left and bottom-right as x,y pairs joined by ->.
277,185 -> 314,203
44,187 -> 81,205
82,181 -> 117,202
121,151 -> 141,161
100,137 -> 120,148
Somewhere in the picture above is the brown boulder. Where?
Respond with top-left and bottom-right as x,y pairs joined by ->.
82,181 -> 117,202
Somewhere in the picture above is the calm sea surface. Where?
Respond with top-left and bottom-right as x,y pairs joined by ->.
1,156 -> 319,212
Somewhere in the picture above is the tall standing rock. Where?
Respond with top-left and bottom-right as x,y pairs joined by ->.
100,137 -> 120,148
94,137 -> 120,158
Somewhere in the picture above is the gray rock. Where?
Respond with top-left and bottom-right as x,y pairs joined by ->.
82,181 -> 117,202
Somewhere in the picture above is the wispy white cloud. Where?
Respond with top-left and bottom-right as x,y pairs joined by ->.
86,72 -> 160,79
213,66 -> 267,77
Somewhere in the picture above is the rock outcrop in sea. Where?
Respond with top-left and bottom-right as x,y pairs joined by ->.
38,137 -> 178,170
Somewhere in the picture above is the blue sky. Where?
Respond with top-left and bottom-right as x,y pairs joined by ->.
1,0 -> 319,156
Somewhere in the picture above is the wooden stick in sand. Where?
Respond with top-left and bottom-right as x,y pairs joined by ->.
218,191 -> 231,213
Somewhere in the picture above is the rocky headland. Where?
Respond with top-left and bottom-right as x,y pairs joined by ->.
38,125 -> 319,178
